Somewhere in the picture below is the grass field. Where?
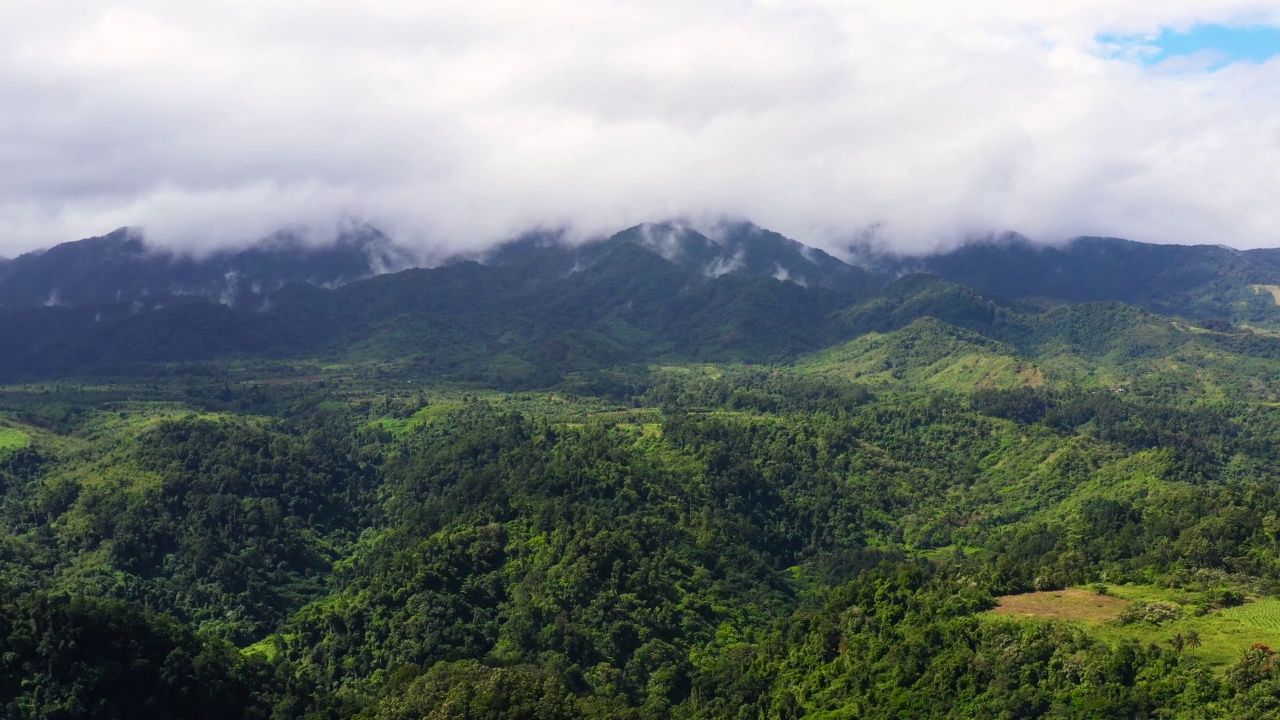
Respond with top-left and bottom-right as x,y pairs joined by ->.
0,425 -> 30,456
987,585 -> 1280,671
990,588 -> 1128,623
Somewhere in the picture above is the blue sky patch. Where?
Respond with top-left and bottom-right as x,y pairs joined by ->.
1099,24 -> 1280,71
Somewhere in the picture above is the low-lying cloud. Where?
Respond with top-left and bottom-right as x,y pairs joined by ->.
2,1 -> 1278,257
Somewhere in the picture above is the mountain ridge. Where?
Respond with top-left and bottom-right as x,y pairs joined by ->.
4,220 -> 1280,387
872,233 -> 1280,322
10,220 -> 1280,324
0,225 -> 419,310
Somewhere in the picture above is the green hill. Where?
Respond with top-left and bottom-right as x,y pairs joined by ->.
799,317 -> 1042,391
876,234 -> 1280,327
8,226 -> 1280,717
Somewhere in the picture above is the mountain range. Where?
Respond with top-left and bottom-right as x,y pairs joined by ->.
4,220 -> 1280,387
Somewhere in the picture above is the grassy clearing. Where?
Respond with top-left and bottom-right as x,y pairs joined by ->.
987,585 -> 1280,672
0,426 -> 30,455
990,588 -> 1127,623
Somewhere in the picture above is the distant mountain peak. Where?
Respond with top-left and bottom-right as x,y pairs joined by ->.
471,219 -> 891,295
0,226 -> 421,311
630,222 -> 707,262
609,220 -> 883,291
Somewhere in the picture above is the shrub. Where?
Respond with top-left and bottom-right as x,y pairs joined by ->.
1203,587 -> 1246,608
1117,601 -> 1183,625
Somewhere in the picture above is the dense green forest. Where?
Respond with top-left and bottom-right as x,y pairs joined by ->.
8,227 -> 1280,718
6,360 -> 1280,718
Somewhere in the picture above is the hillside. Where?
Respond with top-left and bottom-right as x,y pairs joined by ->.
0,225 -> 417,310
7,359 -> 1280,717
6,224 -> 1280,717
874,234 -> 1280,326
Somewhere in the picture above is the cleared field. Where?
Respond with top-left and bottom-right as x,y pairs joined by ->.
990,588 -> 1128,623
987,586 -> 1280,671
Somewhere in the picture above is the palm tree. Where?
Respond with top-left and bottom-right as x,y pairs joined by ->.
1169,633 -> 1187,655
1184,629 -> 1202,652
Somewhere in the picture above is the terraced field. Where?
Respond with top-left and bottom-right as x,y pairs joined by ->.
1221,599 -> 1280,634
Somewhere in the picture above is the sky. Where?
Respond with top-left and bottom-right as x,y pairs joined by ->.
1,1 -> 1279,258
1102,24 -> 1280,69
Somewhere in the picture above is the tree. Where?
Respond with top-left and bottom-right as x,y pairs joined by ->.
1184,629 -> 1202,652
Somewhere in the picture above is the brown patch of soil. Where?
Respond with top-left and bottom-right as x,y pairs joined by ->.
990,588 -> 1129,623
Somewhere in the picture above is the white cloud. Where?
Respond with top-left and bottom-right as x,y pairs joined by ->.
0,0 -> 1278,256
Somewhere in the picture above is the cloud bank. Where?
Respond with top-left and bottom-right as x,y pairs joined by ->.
1,1 -> 1279,256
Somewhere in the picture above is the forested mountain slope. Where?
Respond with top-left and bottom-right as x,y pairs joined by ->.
6,368 -> 1280,718
6,223 -> 1280,717
7,224 -> 1280,396
0,226 -> 416,310
0,236 -> 870,383
875,234 -> 1280,325
9,220 -> 1280,339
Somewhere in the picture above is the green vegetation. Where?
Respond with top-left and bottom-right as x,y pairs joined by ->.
1222,599 -> 1280,632
798,317 -> 1044,391
897,234 -> 1280,328
3,366 -> 1280,718
990,585 -> 1280,671
10,231 -> 1280,717
0,425 -> 29,456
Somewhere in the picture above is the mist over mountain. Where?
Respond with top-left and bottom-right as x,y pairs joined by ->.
5,218 -> 1280,387
0,220 -> 886,312
482,221 -> 886,291
0,225 -> 418,310
8,220 -> 1280,325
12,4 -> 1280,718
